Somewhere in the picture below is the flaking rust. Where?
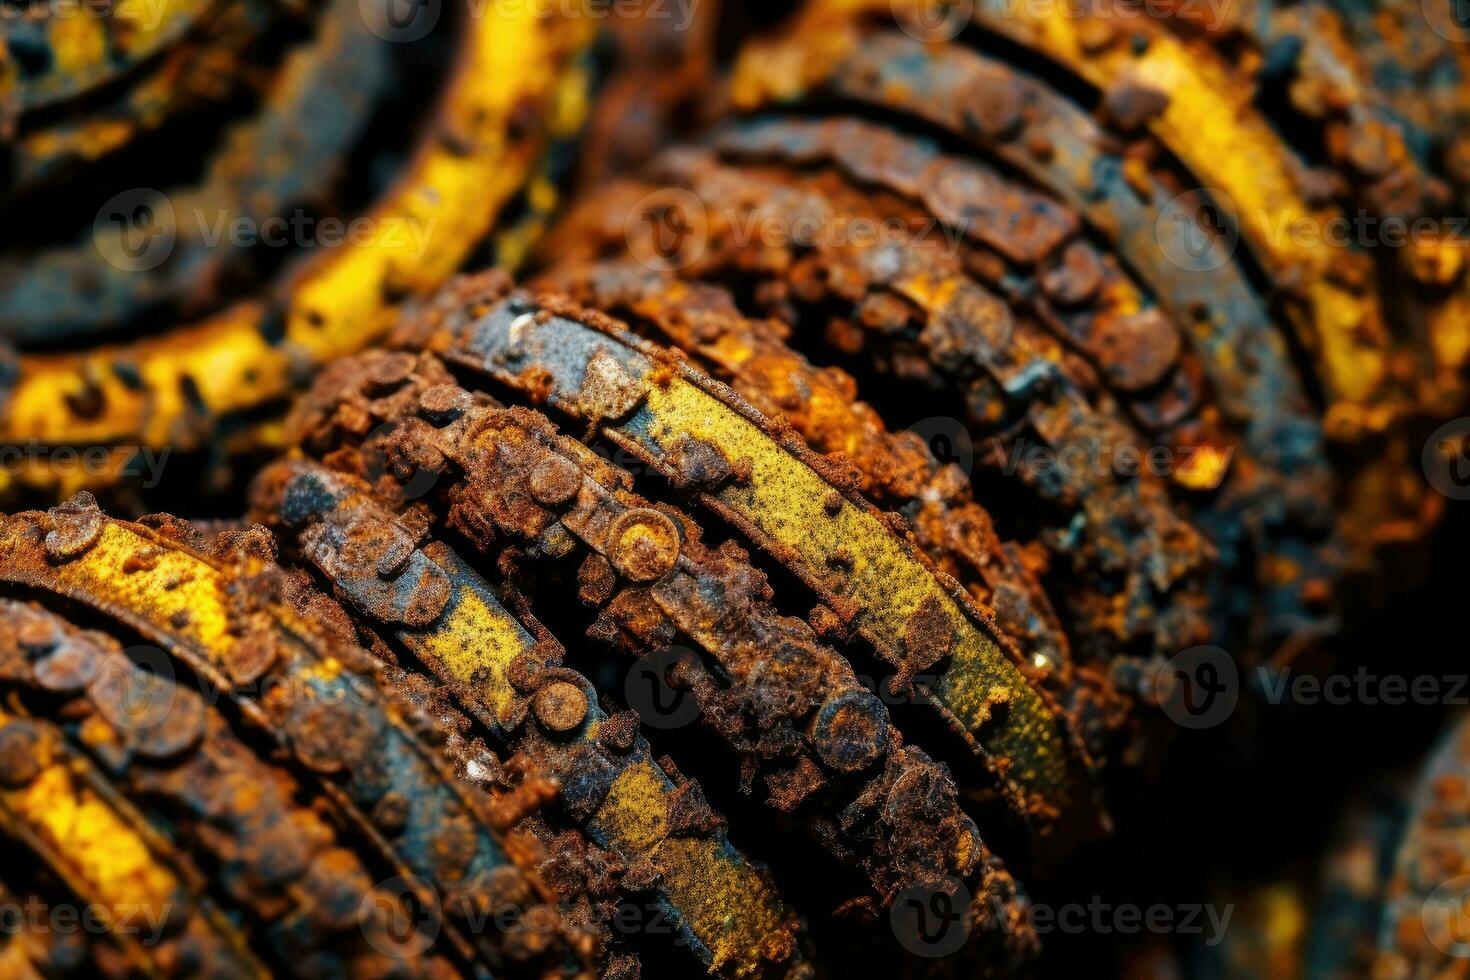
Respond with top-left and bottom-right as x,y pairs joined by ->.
0,596 -> 451,977
536,257 -> 1074,670
0,0 -> 597,503
0,0 -> 1464,975
382,276 -> 1100,835
532,259 -> 1135,764
0,493 -> 610,977
723,27 -> 1337,646
544,160 -> 1220,667
251,344 -> 1039,968
722,1 -> 1451,621
517,0 -> 1470,709
250,457 -> 813,979
0,697 -> 263,978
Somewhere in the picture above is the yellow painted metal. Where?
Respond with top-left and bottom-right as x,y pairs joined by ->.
369,530 -> 807,979
0,7 -> 595,500
733,0 -> 1399,437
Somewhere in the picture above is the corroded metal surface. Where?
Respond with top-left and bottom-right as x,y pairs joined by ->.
382,276 -> 1098,833
0,493 -> 609,976
1375,714 -> 1470,975
0,697 -> 265,978
530,259 -> 1137,765
717,0 -> 1462,612
249,343 -> 1040,968
709,84 -> 1337,648
542,162 -> 1222,667
0,0 -> 215,116
0,0 -> 1463,975
1,0 -> 389,344
515,0 -> 1470,693
251,456 -> 814,979
536,259 -> 1076,681
0,0 -> 597,503
4,0 -> 289,196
